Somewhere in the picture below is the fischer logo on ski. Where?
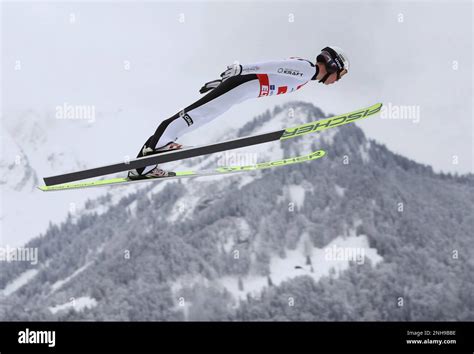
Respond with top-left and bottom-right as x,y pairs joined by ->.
216,150 -> 324,172
281,103 -> 382,140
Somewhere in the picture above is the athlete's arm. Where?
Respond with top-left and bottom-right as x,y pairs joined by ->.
242,59 -> 316,79
220,58 -> 317,82
202,58 -> 317,95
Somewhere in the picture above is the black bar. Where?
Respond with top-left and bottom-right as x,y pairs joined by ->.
0,321 -> 473,353
43,130 -> 284,186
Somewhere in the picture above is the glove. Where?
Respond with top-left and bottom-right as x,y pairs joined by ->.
220,64 -> 243,81
199,79 -> 222,94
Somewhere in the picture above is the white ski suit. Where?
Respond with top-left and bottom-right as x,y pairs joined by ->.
143,58 -> 318,151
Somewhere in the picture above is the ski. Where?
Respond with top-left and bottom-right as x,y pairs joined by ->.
38,149 -> 326,192
43,102 -> 382,186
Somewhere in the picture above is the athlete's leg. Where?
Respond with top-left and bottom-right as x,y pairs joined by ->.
134,74 -> 259,175
147,74 -> 258,150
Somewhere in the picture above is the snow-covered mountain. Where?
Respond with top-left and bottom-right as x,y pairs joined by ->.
1,108 -> 164,247
0,102 -> 473,321
1,110 -> 90,247
1,103 -> 297,247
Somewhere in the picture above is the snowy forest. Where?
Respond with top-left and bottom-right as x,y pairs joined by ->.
1,102 -> 473,321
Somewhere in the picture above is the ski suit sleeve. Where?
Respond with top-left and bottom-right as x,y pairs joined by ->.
241,58 -> 317,81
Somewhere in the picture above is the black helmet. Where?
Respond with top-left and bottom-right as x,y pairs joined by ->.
316,46 -> 349,83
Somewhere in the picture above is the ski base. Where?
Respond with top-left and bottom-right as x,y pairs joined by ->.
38,149 -> 326,192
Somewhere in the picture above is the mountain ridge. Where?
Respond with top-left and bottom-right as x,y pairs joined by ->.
0,101 -> 472,321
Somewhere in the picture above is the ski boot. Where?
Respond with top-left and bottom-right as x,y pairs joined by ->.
127,142 -> 182,180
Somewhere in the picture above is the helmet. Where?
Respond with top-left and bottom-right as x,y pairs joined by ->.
316,46 -> 349,83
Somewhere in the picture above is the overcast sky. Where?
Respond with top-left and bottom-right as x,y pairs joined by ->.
2,0 -> 473,174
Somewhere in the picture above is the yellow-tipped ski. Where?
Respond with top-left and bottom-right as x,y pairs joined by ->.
281,102 -> 382,140
38,150 -> 326,192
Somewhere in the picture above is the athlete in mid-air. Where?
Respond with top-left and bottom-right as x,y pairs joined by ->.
128,46 -> 349,180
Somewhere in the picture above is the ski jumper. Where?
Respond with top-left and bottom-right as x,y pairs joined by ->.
142,58 -> 318,154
